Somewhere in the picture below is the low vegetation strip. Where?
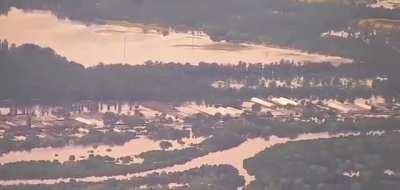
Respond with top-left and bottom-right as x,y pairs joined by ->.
0,165 -> 245,190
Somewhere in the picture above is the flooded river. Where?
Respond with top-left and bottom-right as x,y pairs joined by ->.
0,132 -> 360,186
0,8 -> 352,67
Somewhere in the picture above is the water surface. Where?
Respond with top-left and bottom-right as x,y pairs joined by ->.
0,8 -> 352,67
0,136 -> 206,164
0,132 -> 360,186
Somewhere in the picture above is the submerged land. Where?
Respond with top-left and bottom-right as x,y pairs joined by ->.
0,0 -> 400,190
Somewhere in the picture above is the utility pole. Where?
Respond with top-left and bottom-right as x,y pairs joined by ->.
123,36 -> 127,62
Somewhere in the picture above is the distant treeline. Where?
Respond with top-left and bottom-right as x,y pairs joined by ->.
0,40 -> 398,104
1,0 -> 400,69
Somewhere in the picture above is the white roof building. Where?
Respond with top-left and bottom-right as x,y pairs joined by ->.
354,100 -> 372,111
224,107 -> 244,116
326,101 -> 356,113
270,97 -> 299,106
242,101 -> 256,110
0,107 -> 10,115
251,98 -> 276,108
177,104 -> 243,117
14,136 -> 27,142
74,117 -> 104,128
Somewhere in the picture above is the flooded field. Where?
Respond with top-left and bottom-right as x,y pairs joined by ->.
0,136 -> 205,164
0,8 -> 352,67
0,132 -> 360,186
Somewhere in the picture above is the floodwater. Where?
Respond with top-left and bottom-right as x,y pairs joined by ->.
0,132 -> 360,186
139,132 -> 360,186
369,0 -> 400,9
0,8 -> 352,67
0,136 -> 206,164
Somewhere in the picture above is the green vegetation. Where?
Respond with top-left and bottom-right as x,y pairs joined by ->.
1,165 -> 245,190
244,133 -> 400,190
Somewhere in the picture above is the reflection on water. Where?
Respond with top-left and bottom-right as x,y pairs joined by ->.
0,8 -> 352,67
0,132 -> 359,186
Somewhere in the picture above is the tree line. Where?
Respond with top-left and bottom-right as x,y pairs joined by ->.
0,40 -> 398,104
